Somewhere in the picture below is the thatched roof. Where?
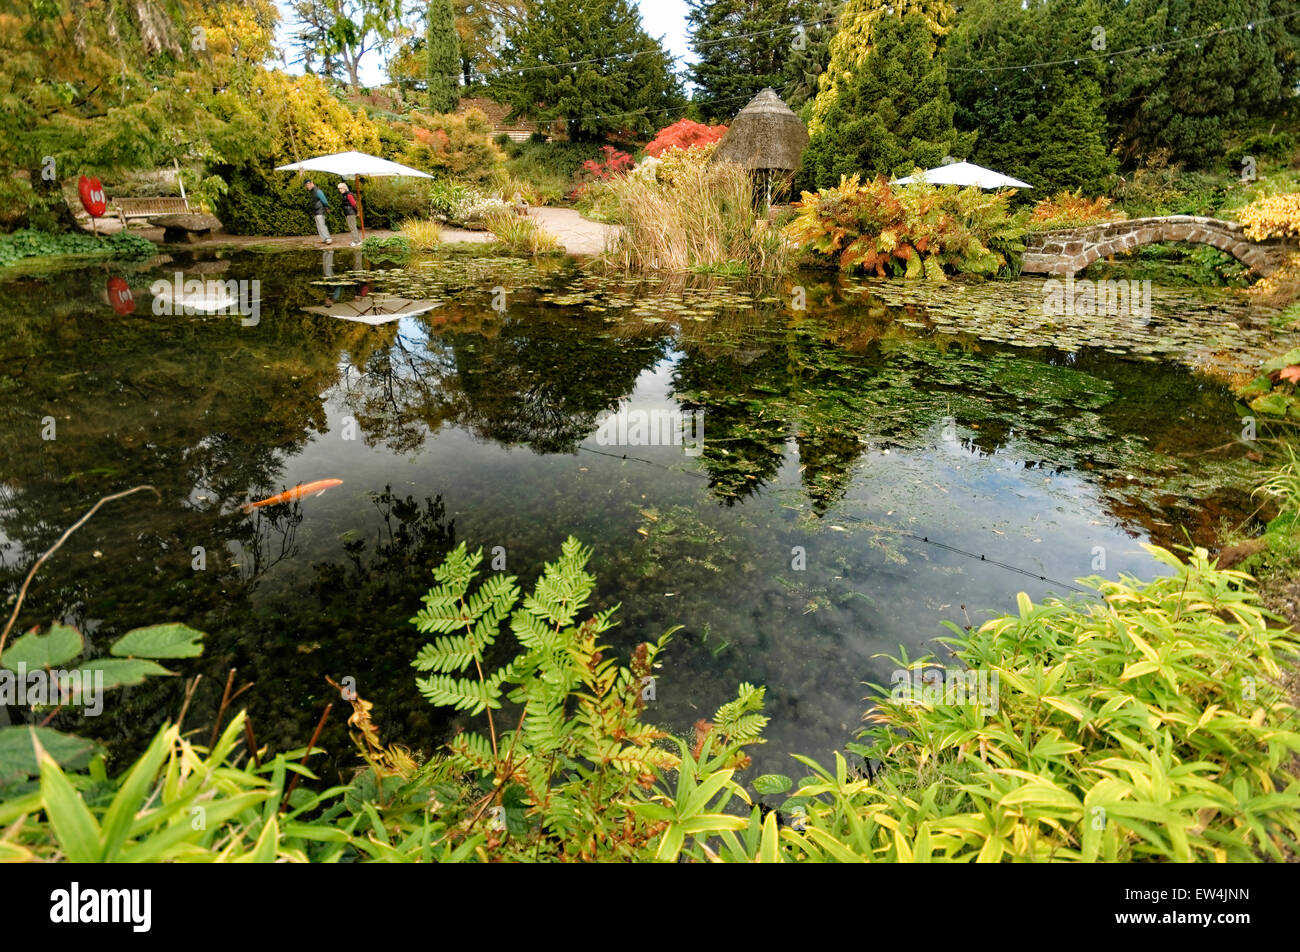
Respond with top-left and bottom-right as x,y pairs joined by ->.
710,88 -> 809,172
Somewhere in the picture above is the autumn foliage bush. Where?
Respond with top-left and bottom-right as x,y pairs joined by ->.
1027,189 -> 1126,232
579,146 -> 635,182
644,119 -> 728,158
1238,193 -> 1300,241
784,174 -> 1024,279
394,108 -> 505,186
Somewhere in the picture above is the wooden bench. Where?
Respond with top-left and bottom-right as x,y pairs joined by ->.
112,196 -> 189,226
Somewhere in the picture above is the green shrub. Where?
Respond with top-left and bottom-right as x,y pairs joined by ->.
504,140 -> 608,203
0,229 -> 155,268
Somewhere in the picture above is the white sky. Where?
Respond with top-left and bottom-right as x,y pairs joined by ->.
273,0 -> 694,86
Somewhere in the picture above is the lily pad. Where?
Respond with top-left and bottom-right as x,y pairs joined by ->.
111,623 -> 205,659
0,726 -> 102,784
2,624 -> 83,670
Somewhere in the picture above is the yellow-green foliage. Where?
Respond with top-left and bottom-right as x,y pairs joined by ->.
400,217 -> 443,251
744,546 -> 1300,862
1239,192 -> 1300,242
652,143 -> 718,187
483,212 -> 561,255
3,715 -> 306,863
809,0 -> 956,135
602,160 -> 786,274
399,108 -> 506,185
209,70 -> 382,165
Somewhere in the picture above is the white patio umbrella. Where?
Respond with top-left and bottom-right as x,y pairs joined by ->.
891,161 -> 1032,190
302,293 -> 440,326
275,151 -> 434,240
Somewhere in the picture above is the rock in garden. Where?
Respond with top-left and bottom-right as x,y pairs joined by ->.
148,213 -> 223,243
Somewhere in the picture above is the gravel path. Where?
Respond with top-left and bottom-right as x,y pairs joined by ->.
92,206 -> 617,256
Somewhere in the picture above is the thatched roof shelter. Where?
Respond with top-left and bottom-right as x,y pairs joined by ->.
710,88 -> 809,172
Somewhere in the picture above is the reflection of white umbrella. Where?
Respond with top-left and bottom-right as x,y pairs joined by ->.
302,293 -> 440,326
275,151 -> 434,239
891,161 -> 1032,189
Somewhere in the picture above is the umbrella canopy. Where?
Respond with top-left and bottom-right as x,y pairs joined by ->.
891,161 -> 1032,189
276,151 -> 434,240
302,293 -> 440,326
275,151 -> 434,179
710,88 -> 809,173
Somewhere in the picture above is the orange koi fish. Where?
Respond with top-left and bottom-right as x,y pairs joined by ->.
242,478 -> 343,512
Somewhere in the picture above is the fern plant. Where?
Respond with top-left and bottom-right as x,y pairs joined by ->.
410,537 -> 764,861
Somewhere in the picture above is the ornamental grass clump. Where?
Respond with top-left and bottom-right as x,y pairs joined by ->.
400,217 -> 443,251
600,160 -> 786,274
483,212 -> 561,256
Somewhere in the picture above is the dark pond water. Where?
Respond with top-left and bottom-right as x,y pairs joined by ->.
0,247 -> 1291,778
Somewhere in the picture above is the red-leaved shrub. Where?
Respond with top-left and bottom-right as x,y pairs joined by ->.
644,119 -> 728,158
579,146 -> 635,181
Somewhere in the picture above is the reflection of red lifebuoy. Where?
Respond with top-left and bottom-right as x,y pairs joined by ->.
78,175 -> 107,217
106,276 -> 134,315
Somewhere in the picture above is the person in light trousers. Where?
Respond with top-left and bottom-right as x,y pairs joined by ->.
304,180 -> 332,244
337,181 -> 361,246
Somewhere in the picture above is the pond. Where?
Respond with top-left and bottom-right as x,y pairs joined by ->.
0,247 -> 1290,778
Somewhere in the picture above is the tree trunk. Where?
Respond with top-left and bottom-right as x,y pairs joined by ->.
27,169 -> 83,233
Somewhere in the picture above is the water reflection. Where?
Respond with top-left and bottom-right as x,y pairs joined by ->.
0,251 -> 1280,777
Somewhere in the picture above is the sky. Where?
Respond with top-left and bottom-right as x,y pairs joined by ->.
274,0 -> 695,88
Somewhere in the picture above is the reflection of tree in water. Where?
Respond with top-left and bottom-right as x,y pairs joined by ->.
333,317 -> 461,454
451,312 -> 667,453
0,259 -> 363,759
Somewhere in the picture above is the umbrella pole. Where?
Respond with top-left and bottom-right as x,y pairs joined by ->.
355,174 -> 366,241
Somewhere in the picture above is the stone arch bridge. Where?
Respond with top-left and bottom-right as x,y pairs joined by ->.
1021,215 -> 1294,277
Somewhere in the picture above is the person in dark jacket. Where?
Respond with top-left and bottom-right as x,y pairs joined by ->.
336,181 -> 361,246
305,180 -> 332,244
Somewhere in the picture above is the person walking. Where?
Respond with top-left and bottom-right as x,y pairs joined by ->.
337,181 -> 361,246
305,179 -> 332,245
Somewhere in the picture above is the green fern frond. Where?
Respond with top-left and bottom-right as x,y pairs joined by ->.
520,536 -> 597,627
448,730 -> 497,774
714,682 -> 770,747
411,633 -> 480,673
417,672 -> 505,715
511,607 -> 565,652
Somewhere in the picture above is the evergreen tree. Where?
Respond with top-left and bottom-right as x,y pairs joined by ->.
686,0 -> 817,121
779,0 -> 840,115
1027,78 -> 1116,193
427,0 -> 462,112
946,0 -> 1113,192
809,0 -> 955,135
800,12 -> 974,191
947,0 -> 1300,170
489,0 -> 682,142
